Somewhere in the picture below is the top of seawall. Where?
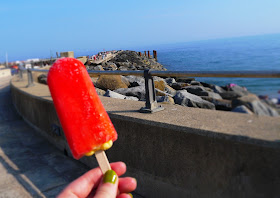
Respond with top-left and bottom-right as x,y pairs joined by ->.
11,75 -> 280,149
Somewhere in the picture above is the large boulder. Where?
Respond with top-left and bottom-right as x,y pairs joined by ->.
175,77 -> 194,83
128,65 -> 137,70
184,86 -> 222,100
220,91 -> 243,100
136,65 -> 145,70
95,87 -> 106,96
165,78 -> 176,85
204,92 -> 222,100
124,75 -> 145,87
184,85 -> 206,94
107,63 -> 118,71
87,65 -> 104,71
229,84 -> 250,96
232,94 -> 279,117
249,101 -> 279,116
90,77 -> 98,84
201,97 -> 232,111
200,82 -> 214,89
96,75 -> 128,90
153,76 -> 165,81
200,82 -> 226,94
231,105 -> 253,115
213,85 -> 226,94
121,76 -> 130,87
119,66 -> 128,71
154,80 -> 166,96
104,90 -> 127,99
115,85 -> 146,100
154,80 -> 177,97
232,94 -> 259,108
190,81 -> 202,86
104,90 -> 139,101
156,96 -> 175,105
174,90 -> 215,110
95,65 -> 104,70
164,85 -> 177,96
170,82 -> 190,90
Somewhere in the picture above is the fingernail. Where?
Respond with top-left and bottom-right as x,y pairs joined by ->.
103,170 -> 117,184
128,193 -> 133,198
133,178 -> 137,184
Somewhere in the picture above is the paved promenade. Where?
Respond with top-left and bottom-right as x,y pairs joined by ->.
0,76 -> 91,197
0,76 -> 141,198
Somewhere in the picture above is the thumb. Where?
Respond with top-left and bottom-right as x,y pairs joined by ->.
94,170 -> 118,198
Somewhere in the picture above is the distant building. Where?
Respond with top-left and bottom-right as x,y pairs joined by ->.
60,51 -> 74,58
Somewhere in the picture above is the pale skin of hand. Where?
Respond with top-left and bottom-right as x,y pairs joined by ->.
57,162 -> 137,198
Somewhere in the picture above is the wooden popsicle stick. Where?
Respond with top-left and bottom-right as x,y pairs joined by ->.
95,150 -> 111,174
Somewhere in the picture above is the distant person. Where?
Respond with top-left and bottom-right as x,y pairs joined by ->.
18,63 -> 25,70
57,162 -> 136,198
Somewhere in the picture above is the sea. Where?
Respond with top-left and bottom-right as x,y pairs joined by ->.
82,34 -> 280,98
142,34 -> 280,99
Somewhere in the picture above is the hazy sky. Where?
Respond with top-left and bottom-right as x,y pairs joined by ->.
1,0 -> 280,62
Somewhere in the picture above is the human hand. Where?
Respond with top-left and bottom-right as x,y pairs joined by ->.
57,162 -> 137,198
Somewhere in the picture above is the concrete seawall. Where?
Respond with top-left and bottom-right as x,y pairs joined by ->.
11,75 -> 280,198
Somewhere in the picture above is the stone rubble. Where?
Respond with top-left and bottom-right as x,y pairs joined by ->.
96,74 -> 279,117
37,51 -> 280,117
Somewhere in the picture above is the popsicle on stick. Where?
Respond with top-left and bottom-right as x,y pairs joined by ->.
47,58 -> 117,173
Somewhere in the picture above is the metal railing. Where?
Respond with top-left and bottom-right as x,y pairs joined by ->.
87,70 -> 280,78
18,68 -> 280,113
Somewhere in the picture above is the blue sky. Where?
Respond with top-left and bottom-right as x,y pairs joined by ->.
1,0 -> 280,62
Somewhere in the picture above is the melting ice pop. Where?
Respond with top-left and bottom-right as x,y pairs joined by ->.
47,58 -> 117,173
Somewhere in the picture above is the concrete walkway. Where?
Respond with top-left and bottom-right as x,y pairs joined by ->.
0,76 -> 141,198
0,76 -> 91,197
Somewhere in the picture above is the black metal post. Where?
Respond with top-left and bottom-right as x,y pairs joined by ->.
140,70 -> 164,113
26,69 -> 35,87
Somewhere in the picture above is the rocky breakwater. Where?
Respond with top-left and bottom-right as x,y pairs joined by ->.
86,50 -> 167,71
37,51 -> 279,117
92,73 -> 279,117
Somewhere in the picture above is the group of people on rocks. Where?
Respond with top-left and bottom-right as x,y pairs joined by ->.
90,50 -> 117,62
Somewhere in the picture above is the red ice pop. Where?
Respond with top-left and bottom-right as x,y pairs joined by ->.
47,58 -> 117,168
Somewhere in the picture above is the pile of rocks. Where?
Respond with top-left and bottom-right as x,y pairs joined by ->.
86,50 -> 166,71
93,75 -> 279,117
36,50 -> 279,117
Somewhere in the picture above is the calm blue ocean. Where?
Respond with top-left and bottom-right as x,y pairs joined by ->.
153,34 -> 280,98
77,34 -> 280,98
